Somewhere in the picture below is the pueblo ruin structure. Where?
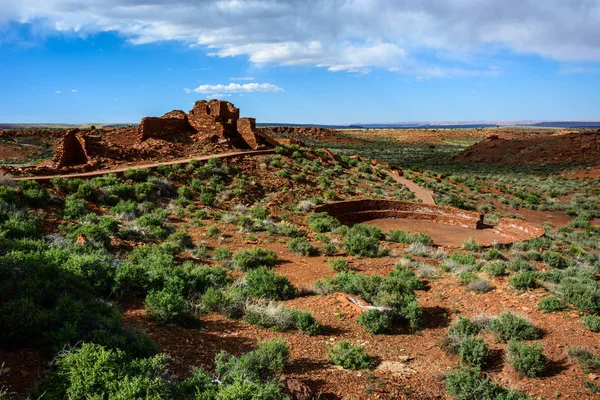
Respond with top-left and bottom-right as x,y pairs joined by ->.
138,99 -> 267,149
51,100 -> 274,169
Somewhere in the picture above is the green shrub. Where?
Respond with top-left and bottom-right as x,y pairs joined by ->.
215,338 -> 289,383
449,317 -> 481,337
462,238 -> 481,252
507,257 -> 535,272
294,311 -> 322,335
162,231 -> 194,253
449,252 -> 476,266
306,212 -> 340,233
567,347 -> 600,373
328,258 -> 349,272
30,343 -> 169,399
287,237 -> 318,256
537,296 -> 566,313
328,341 -> 374,370
201,287 -> 226,313
134,214 -> 169,240
489,312 -> 539,342
250,206 -> 269,220
484,249 -> 505,261
542,251 -> 567,269
19,180 -> 49,206
123,168 -> 150,182
321,242 -> 337,256
357,309 -> 392,334
581,315 -> 600,332
459,272 -> 477,286
387,229 -> 432,245
468,278 -> 493,293
63,195 -> 89,219
445,367 -> 529,400
234,247 -> 277,271
213,246 -> 233,261
343,224 -> 389,257
145,281 -> 188,324
508,271 -> 537,290
245,266 -> 296,300
459,336 -> 490,368
482,262 -> 506,277
206,225 -> 221,238
507,341 -> 547,378
559,278 -> 600,314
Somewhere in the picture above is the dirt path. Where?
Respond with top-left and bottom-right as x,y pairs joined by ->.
386,170 -> 436,204
13,149 -> 275,181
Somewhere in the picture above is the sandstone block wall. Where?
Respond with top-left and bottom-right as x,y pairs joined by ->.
138,117 -> 193,142
236,118 -> 259,149
55,129 -> 89,167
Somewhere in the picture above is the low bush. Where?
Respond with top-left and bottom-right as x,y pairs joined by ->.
482,262 -> 506,277
537,296 -> 566,313
123,168 -> 151,182
357,309 -> 392,334
448,252 -> 476,266
343,224 -> 389,257
306,212 -> 340,233
468,278 -> 493,293
294,311 -> 322,335
245,266 -> 296,300
287,237 -> 319,256
328,257 -> 349,272
63,195 -> 89,219
233,247 -> 277,271
449,317 -> 481,337
567,347 -> 600,373
144,280 -> 189,324
328,341 -> 375,370
387,229 -> 432,245
508,271 -> 537,290
445,367 -> 529,400
484,249 -> 505,261
31,343 -> 170,399
507,341 -> 547,378
559,278 -> 600,314
542,250 -> 567,269
462,238 -> 481,252
459,271 -> 476,286
581,315 -> 600,332
489,312 -> 539,342
459,336 -> 490,368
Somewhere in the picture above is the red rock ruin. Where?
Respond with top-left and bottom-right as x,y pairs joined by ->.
54,129 -> 90,167
138,99 -> 269,149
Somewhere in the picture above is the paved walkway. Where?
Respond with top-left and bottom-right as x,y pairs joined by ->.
14,149 -> 275,181
386,170 -> 436,205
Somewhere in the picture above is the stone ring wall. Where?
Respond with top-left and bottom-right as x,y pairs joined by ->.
313,199 -> 545,245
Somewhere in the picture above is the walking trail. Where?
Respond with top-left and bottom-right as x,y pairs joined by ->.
386,170 -> 436,205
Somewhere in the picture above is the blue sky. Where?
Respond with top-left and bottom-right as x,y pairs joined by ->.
1,1 -> 599,124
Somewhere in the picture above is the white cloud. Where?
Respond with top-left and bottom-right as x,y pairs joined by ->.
3,0 -> 600,75
230,77 -> 254,81
192,82 -> 283,94
71,89 -> 78,92
55,90 -> 61,94
183,88 -> 192,94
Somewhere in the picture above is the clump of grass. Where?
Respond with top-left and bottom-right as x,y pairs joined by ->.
462,238 -> 481,252
244,266 -> 296,300
446,367 -> 530,400
468,278 -> 493,293
328,341 -> 375,370
507,341 -> 547,378
387,229 -> 432,245
482,262 -> 506,277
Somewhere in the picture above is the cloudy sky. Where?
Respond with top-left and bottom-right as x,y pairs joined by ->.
1,0 -> 599,123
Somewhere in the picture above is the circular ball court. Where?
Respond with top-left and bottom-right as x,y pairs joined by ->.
314,200 -> 544,247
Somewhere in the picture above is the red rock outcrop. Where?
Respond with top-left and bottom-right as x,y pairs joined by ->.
54,129 -> 89,167
236,117 -> 259,149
